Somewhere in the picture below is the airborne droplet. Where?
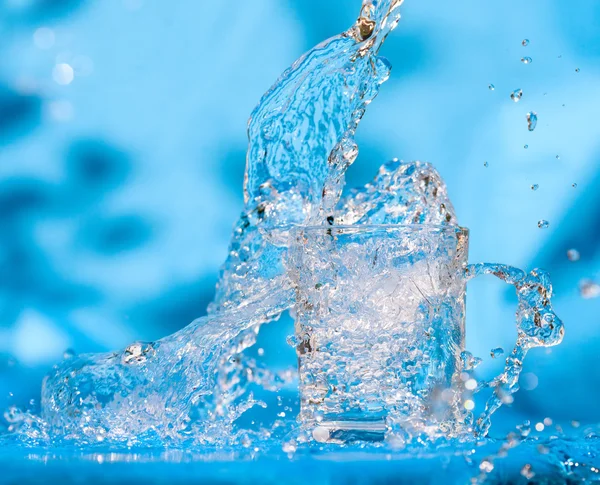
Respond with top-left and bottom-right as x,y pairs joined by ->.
490,347 -> 505,359
580,280 -> 600,299
521,57 -> 532,64
522,39 -> 530,47
488,83 -> 495,91
531,184 -> 539,191
567,249 -> 580,262
538,220 -> 549,229
527,112 -> 538,131
511,89 -> 523,102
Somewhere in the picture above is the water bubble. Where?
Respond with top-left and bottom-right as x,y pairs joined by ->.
33,27 -> 55,50
521,464 -> 535,480
531,184 -> 539,191
567,249 -> 580,262
535,422 -> 545,432
521,57 -> 532,64
52,63 -> 74,85
527,112 -> 538,131
522,39 -> 530,46
543,417 -> 553,426
282,440 -> 297,454
511,89 -> 523,102
479,459 -> 494,473
517,421 -> 531,437
490,347 -> 505,358
537,220 -> 549,229
461,350 -> 482,370
580,280 -> 600,299
63,348 -> 76,360
464,378 -> 477,391
520,372 -> 538,391
488,83 -> 495,91
122,342 -> 155,365
312,426 -> 331,443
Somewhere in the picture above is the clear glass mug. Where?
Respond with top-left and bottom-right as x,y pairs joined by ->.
287,225 -> 562,444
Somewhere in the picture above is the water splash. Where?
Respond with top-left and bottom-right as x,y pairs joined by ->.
0,0 -> 569,471
210,0 -> 404,315
27,0 -> 405,447
464,264 -> 564,436
334,159 -> 457,225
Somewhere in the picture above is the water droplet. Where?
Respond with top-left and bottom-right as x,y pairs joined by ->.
490,347 -> 505,358
52,63 -> 74,85
483,161 -> 489,167
461,350 -> 482,370
575,68 -> 580,73
556,155 -> 560,159
479,459 -> 494,473
531,184 -> 539,191
572,182 -> 578,188
122,342 -> 155,365
527,112 -> 538,131
464,378 -> 477,391
580,280 -> 600,299
312,426 -> 331,443
63,348 -> 76,360
521,464 -> 535,480
521,57 -> 532,64
522,39 -> 529,47
282,440 -> 297,454
33,27 -> 55,50
567,249 -> 580,262
524,144 -> 529,149
517,421 -> 531,437
511,88 -> 523,102
488,83 -> 495,91
537,220 -> 549,229
520,372 -> 538,391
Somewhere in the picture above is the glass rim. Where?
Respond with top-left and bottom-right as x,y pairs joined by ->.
290,223 -> 469,235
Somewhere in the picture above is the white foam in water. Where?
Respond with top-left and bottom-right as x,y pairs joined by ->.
1,0 -> 572,475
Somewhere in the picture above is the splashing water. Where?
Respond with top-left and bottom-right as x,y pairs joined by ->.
18,0 -> 406,447
333,159 -> 457,225
209,0 -> 404,315
0,0 -> 572,477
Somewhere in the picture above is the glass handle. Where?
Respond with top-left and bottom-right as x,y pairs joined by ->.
464,263 -> 564,436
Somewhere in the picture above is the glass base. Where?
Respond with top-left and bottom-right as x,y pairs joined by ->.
311,418 -> 387,443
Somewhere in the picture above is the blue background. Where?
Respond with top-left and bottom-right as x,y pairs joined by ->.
0,0 -> 599,434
